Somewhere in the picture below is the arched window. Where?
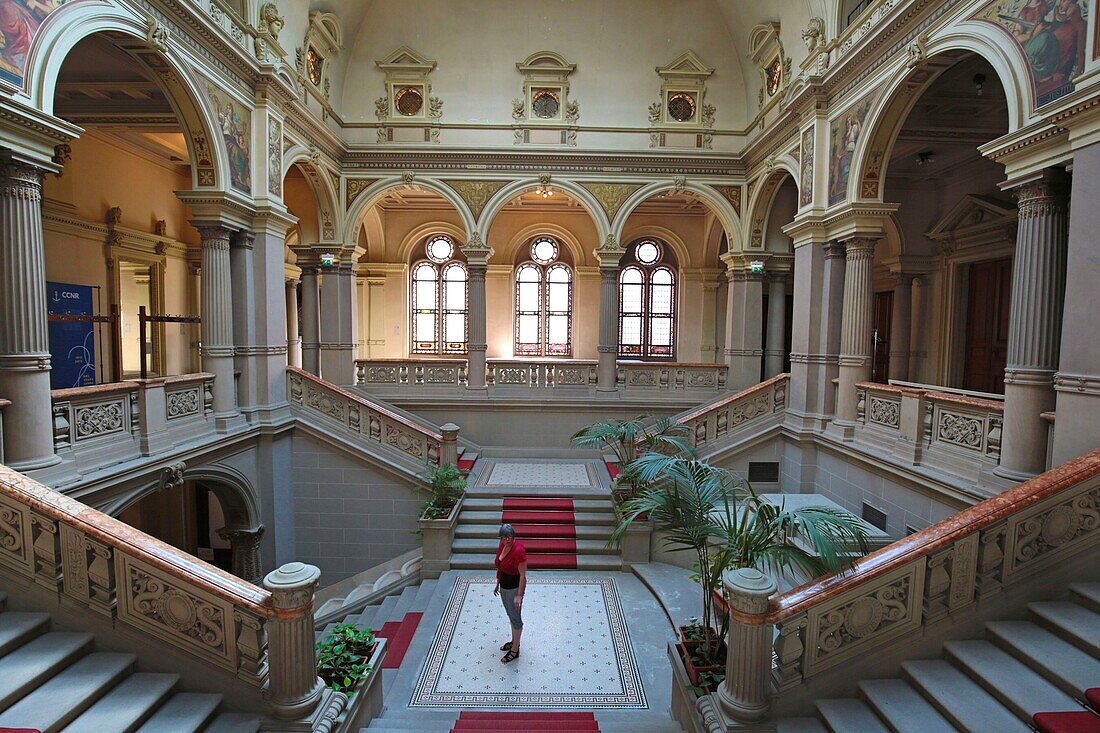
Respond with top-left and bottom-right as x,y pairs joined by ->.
411,235 -> 467,354
514,236 -> 573,356
619,238 -> 677,359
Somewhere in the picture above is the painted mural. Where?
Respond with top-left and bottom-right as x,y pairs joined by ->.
799,127 -> 814,208
0,0 -> 68,86
207,84 -> 252,194
828,97 -> 872,207
268,117 -> 282,198
976,0 -> 1088,106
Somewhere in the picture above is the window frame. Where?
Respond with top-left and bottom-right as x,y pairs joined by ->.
617,239 -> 678,360
512,237 -> 574,358
410,235 -> 468,356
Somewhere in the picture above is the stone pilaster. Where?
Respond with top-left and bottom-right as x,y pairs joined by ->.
195,223 -> 240,424
715,568 -> 778,723
318,252 -> 357,385
0,160 -> 59,469
888,274 -> 915,382
285,280 -> 301,368
724,268 -> 765,390
821,242 -> 847,416
230,230 -> 256,413
218,524 -> 265,584
833,236 -> 878,436
594,235 -> 625,393
263,562 -> 324,719
997,169 -> 1069,479
463,232 -> 492,391
300,265 -> 320,375
764,272 -> 788,378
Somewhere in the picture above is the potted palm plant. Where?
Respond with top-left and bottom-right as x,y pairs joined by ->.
571,415 -> 695,503
418,462 -> 467,578
613,453 -> 873,694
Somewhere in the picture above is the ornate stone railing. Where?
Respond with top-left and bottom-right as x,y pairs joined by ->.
676,374 -> 789,451
50,375 -> 217,471
711,447 -> 1100,724
0,462 -> 340,723
289,366 -> 445,467
355,359 -> 468,389
854,381 -> 1004,477
617,361 -> 727,393
487,359 -> 599,390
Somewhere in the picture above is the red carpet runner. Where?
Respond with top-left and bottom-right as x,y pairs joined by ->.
1034,711 -> 1100,733
375,611 -> 422,669
450,711 -> 600,732
501,497 -> 578,569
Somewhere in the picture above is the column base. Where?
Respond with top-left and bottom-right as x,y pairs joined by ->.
826,419 -> 857,442
991,464 -> 1037,482
6,451 -> 62,472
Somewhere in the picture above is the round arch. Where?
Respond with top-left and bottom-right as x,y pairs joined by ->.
283,146 -> 341,242
477,178 -> 611,247
619,225 -> 692,269
501,222 -> 586,267
399,221 -> 468,264
343,177 -> 476,245
612,181 -> 743,253
745,170 -> 798,252
104,463 -> 260,530
26,4 -> 228,193
851,29 -> 1029,206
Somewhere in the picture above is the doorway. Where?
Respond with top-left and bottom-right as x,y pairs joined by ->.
871,291 -> 893,383
962,257 -> 1012,393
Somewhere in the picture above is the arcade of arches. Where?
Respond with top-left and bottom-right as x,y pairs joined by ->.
0,0 -> 1097,728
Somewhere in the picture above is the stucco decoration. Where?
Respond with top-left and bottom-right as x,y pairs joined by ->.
749,172 -> 788,247
374,46 -> 443,143
296,11 -> 341,99
268,118 -> 282,198
442,180 -> 509,221
828,97 -> 873,206
973,0 -> 1087,106
0,0 -> 68,87
712,185 -> 743,218
512,51 -> 579,146
206,84 -> 251,194
799,127 -> 814,208
580,183 -> 644,221
648,51 -> 716,150
345,178 -> 379,209
749,23 -> 792,109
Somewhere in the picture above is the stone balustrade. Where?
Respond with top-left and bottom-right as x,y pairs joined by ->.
676,374 -> 789,451
289,366 -> 444,467
854,381 -> 1004,480
355,359 -> 468,389
710,447 -> 1100,725
617,361 -> 727,393
0,461 -> 339,723
487,358 -> 599,390
50,374 -> 217,472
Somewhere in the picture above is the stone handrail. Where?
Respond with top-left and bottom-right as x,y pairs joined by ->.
715,447 -> 1100,722
487,358 -> 598,389
355,358 -> 468,388
617,360 -> 728,393
288,366 -> 444,466
676,374 -> 789,449
0,461 -> 333,720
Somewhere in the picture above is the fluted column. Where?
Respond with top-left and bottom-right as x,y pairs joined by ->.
595,236 -> 625,392
764,272 -> 788,377
834,236 -> 878,433
195,224 -> 239,422
724,268 -> 765,390
318,254 -> 357,385
715,568 -> 778,722
300,265 -> 320,375
0,160 -> 59,469
285,280 -> 301,368
888,274 -> 915,382
263,562 -> 324,718
997,169 -> 1069,479
218,524 -> 264,584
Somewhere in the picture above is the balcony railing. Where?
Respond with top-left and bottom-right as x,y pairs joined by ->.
355,358 -> 468,388
676,374 -> 789,451
487,359 -> 598,390
617,361 -> 728,393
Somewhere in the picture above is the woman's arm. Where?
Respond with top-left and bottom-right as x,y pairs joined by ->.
516,561 -> 527,608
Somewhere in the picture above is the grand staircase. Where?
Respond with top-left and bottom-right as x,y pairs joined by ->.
779,582 -> 1100,733
0,591 -> 257,732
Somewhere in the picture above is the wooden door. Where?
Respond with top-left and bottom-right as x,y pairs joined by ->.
871,291 -> 893,383
963,258 -> 1012,393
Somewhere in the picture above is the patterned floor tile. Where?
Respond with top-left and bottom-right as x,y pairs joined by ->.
483,461 -> 595,488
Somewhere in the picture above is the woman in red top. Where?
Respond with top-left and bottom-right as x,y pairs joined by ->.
493,523 -> 527,663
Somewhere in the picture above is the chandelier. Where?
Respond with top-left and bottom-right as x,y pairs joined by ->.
534,174 -> 554,199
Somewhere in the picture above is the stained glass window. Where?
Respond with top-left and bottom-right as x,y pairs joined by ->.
514,237 -> 572,357
618,240 -> 677,359
411,236 -> 467,354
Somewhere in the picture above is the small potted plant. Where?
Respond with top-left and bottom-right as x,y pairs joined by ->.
316,622 -> 378,695
418,462 -> 467,578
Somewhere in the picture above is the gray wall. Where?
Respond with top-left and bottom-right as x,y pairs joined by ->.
291,432 -> 424,585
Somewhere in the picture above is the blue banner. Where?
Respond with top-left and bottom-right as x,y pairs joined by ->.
47,282 -> 96,389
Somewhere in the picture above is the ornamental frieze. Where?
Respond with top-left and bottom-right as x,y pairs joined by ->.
442,180 -> 510,221
579,183 -> 644,221
345,178 -> 380,209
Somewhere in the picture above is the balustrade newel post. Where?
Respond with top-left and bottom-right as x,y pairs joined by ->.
263,562 -> 324,719
715,568 -> 778,723
440,422 -> 460,466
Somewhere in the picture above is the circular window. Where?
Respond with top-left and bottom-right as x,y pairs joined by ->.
531,89 -> 560,119
426,236 -> 454,263
530,237 -> 559,265
635,240 -> 661,265
667,93 -> 696,122
395,86 -> 424,116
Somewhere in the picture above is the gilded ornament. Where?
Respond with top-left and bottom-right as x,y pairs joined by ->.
580,183 -> 643,221
443,180 -> 508,220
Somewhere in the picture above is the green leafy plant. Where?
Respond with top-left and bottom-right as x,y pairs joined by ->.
613,453 -> 873,667
571,415 -> 695,502
419,462 -> 467,520
316,623 -> 376,694
689,668 -> 726,697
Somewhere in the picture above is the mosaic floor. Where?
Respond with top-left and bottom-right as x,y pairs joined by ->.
410,576 -> 647,708
482,461 -> 595,488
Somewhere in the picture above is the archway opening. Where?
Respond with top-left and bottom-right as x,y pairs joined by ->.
119,480 -> 236,574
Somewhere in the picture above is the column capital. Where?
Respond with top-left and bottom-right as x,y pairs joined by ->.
823,240 -> 846,260
1008,168 -> 1069,219
231,230 -> 255,250
461,231 -> 494,265
842,236 -> 878,259
191,222 -> 234,249
0,159 -> 45,200
767,270 -> 789,283
593,233 -> 625,266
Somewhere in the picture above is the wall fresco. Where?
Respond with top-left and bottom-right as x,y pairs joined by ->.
799,127 -> 814,208
828,97 -> 872,207
207,84 -> 251,194
0,0 -> 68,86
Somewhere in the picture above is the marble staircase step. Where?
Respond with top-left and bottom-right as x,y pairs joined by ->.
411,579 -> 438,611
1028,600 -> 1100,658
0,651 -> 135,732
451,537 -> 617,555
0,631 -> 94,711
460,510 -> 614,526
815,698 -> 892,733
986,619 -> 1100,698
858,678 -> 957,733
944,639 -> 1079,720
462,498 -> 614,512
902,658 -> 1029,733
133,692 -> 221,732
0,611 -> 50,657
1070,582 -> 1100,613
61,672 -> 178,733
448,553 -> 622,570
455,523 -> 612,540
389,586 -> 417,620
203,712 -> 263,732
775,718 -> 829,733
